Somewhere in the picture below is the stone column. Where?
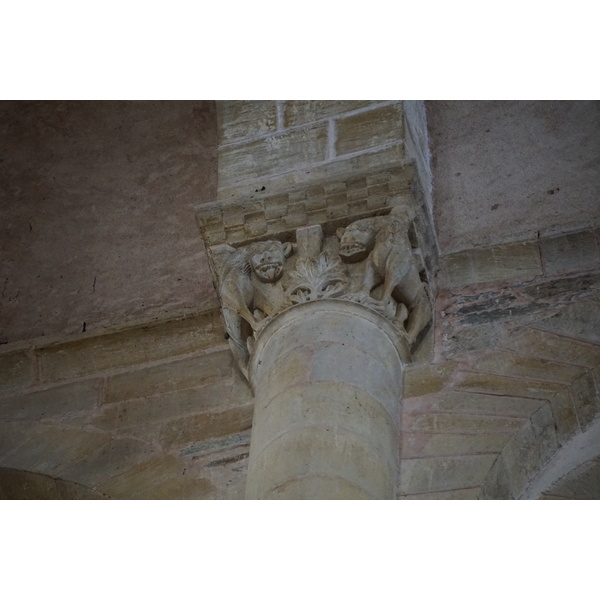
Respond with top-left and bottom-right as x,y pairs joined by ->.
196,169 -> 434,500
245,300 -> 409,500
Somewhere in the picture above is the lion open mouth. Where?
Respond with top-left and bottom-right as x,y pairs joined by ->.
340,243 -> 365,255
255,263 -> 283,281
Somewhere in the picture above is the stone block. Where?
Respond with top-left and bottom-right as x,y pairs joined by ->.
251,382 -> 396,462
479,455 -> 513,499
498,439 -> 529,498
0,420 -> 31,461
401,431 -> 512,458
218,123 -> 328,188
247,426 -> 394,499
0,379 -> 100,421
104,350 -> 232,403
39,312 -> 221,382
509,420 -> 541,480
0,351 -> 34,396
569,371 -> 600,429
398,487 -> 481,500
530,403 -> 559,465
403,362 -> 455,398
504,327 -> 600,368
160,403 -> 254,448
265,475 -> 375,500
335,103 -> 404,156
455,371 -> 566,400
1,424 -> 119,478
57,435 -> 154,488
217,101 -> 277,145
283,101 -> 376,128
474,351 -> 587,384
540,230 -> 599,276
399,454 -> 496,495
535,300 -> 600,345
405,412 -> 525,434
95,376 -> 251,436
442,242 -> 543,288
101,455 -> 217,500
546,389 -> 580,445
437,391 -> 546,418
217,144 -> 409,201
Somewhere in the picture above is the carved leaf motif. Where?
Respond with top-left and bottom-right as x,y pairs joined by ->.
286,253 -> 348,303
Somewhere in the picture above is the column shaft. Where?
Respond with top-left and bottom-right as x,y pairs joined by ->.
245,300 -> 407,500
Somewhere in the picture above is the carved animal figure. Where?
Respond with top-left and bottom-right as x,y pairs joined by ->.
215,240 -> 293,378
337,207 -> 431,345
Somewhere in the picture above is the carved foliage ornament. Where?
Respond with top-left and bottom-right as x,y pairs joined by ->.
212,206 -> 431,379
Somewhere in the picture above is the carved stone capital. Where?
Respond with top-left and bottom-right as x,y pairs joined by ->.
196,167 -> 433,380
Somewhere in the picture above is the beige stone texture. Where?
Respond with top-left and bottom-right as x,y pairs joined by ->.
442,242 -> 543,288
282,101 -> 377,128
0,420 -> 36,461
0,467 -> 106,499
403,391 -> 546,419
217,145 -> 409,202
93,376 -> 252,440
535,300 -> 600,345
0,101 -> 218,345
401,432 -> 512,458
246,301 -> 406,499
399,487 -> 481,500
474,351 -> 587,383
455,371 -> 566,400
218,123 -> 328,188
428,101 -> 600,254
504,327 -> 600,368
530,403 -> 559,465
480,456 -> 513,499
39,312 -> 222,382
569,371 -> 600,429
546,390 -> 580,445
217,101 -> 278,144
1,424 -> 151,487
399,454 -> 496,495
159,403 -> 254,448
101,455 -> 217,500
247,427 -> 393,500
403,362 -> 456,398
264,475 -> 375,500
249,382 -> 396,464
104,349 -> 232,403
404,412 -> 526,434
335,103 -> 404,156
0,351 -> 35,395
0,379 -> 100,422
540,230 -> 599,276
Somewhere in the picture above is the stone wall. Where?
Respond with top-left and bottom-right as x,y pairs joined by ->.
0,101 -> 219,345
216,101 -> 406,201
0,311 -> 254,499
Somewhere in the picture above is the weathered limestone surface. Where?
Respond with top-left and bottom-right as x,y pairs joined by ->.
216,101 -> 406,201
245,301 -> 406,499
0,101 -> 219,345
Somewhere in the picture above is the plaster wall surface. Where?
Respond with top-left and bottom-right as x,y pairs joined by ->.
0,101 -> 219,345
427,101 -> 600,254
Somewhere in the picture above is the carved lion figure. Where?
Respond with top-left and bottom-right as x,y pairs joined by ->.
337,207 -> 431,345
215,240 -> 293,377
